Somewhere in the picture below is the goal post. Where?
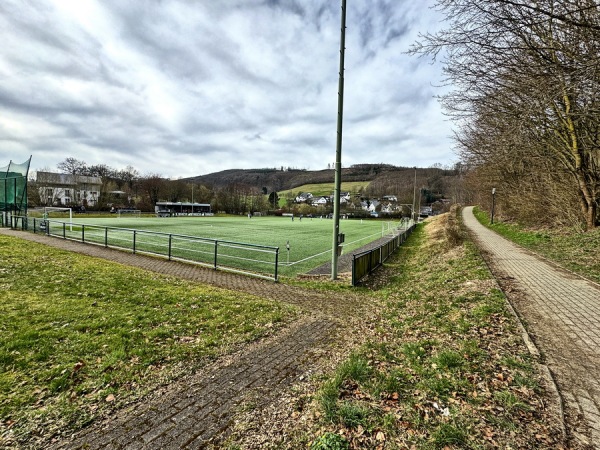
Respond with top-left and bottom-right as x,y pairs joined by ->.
44,206 -> 73,231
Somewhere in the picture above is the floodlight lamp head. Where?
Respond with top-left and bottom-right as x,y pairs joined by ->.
492,188 -> 496,195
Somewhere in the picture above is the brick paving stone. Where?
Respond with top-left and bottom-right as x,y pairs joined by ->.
463,206 -> 600,450
43,314 -> 337,449
123,442 -> 145,450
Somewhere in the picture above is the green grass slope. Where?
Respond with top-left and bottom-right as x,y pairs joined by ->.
277,181 -> 371,199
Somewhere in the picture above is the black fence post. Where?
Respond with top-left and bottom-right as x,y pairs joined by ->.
274,247 -> 279,281
214,241 -> 218,269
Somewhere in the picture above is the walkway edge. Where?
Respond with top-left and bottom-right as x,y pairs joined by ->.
462,207 -> 568,444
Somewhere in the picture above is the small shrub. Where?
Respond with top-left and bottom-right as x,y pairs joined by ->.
310,432 -> 349,450
435,350 -> 464,370
445,205 -> 464,247
318,379 -> 341,422
337,401 -> 370,428
431,422 -> 468,448
337,353 -> 372,384
494,390 -> 531,414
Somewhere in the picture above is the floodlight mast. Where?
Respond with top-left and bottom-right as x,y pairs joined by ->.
331,0 -> 347,280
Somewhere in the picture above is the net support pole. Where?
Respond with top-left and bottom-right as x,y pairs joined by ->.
331,0 -> 347,281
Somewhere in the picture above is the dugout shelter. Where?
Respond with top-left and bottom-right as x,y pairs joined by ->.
155,201 -> 211,217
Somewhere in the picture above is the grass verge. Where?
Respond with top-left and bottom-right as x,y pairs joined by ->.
0,234 -> 296,449
472,206 -> 600,284
303,211 -> 562,448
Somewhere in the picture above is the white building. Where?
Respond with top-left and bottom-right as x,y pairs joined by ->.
295,192 -> 313,203
360,199 -> 380,212
36,172 -> 102,207
311,196 -> 329,206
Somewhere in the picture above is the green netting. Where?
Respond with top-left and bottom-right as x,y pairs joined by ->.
1,156 -> 31,214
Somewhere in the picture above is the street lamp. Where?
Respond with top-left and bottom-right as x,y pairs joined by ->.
491,188 -> 496,224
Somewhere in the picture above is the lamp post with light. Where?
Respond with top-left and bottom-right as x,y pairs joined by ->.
491,188 -> 496,224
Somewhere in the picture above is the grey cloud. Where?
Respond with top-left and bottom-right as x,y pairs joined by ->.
244,133 -> 263,141
264,0 -> 306,18
385,24 -> 410,46
0,0 -> 455,177
359,17 -> 374,49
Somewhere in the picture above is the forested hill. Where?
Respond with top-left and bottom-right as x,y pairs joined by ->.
184,163 -> 464,202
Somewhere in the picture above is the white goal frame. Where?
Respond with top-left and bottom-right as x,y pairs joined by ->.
117,209 -> 142,219
44,206 -> 73,231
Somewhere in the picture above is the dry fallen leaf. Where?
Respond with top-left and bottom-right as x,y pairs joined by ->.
105,394 -> 115,402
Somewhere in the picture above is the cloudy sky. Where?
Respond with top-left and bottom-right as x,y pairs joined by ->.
1,0 -> 453,179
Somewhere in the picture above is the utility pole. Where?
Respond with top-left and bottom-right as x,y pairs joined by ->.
331,0 -> 347,280
411,168 -> 417,223
417,187 -> 422,222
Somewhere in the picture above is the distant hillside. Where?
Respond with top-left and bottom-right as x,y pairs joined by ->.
184,164 -> 462,204
277,180 -> 371,196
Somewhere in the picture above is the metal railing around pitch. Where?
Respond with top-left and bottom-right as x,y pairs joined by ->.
9,216 -> 280,281
351,223 -> 416,286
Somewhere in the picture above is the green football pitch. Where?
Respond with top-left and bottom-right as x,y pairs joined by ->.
60,215 -> 399,277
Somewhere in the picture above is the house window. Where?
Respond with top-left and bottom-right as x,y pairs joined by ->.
46,188 -> 53,197
65,189 -> 71,197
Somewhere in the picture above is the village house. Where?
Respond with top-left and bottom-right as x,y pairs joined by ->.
326,192 -> 351,204
295,192 -> 313,203
36,172 -> 102,207
381,203 -> 395,214
360,199 -> 380,212
311,196 -> 329,206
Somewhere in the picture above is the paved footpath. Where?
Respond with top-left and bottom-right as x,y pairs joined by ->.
463,206 -> 600,449
0,228 -> 365,449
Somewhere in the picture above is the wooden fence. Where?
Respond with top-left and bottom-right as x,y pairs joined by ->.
351,224 -> 416,286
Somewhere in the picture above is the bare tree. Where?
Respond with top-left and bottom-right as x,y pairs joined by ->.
57,157 -> 87,175
412,0 -> 600,228
138,174 -> 166,208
